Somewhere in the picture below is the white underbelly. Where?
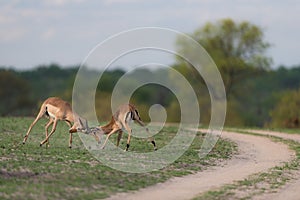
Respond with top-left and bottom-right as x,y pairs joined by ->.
48,111 -> 56,119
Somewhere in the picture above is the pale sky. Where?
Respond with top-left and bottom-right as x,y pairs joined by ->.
1,0 -> 299,69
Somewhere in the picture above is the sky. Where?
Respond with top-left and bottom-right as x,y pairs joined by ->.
0,0 -> 299,70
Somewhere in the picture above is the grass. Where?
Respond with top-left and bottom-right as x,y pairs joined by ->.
0,117 -> 237,200
193,129 -> 300,200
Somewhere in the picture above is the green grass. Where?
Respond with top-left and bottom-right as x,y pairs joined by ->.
193,130 -> 300,200
0,117 -> 237,200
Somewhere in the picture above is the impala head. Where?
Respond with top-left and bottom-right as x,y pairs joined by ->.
86,127 -> 105,143
74,117 -> 89,133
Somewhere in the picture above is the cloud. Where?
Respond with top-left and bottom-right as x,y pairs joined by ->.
41,28 -> 56,40
102,0 -> 144,5
0,28 -> 27,43
0,15 -> 15,24
43,0 -> 86,7
0,0 -> 299,68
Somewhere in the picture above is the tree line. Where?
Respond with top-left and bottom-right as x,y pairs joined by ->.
1,63 -> 300,128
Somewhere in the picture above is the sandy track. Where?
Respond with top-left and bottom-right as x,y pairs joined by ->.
246,129 -> 300,143
106,130 -> 294,200
244,130 -> 300,200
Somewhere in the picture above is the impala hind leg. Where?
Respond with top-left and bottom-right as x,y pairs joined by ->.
23,108 -> 45,144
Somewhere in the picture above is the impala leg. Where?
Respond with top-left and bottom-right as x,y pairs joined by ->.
93,133 -> 101,143
69,132 -> 73,148
23,110 -> 45,144
101,128 -> 118,149
66,120 -> 73,148
135,119 -> 157,151
116,130 -> 123,147
40,118 -> 58,147
65,120 -> 72,128
147,128 -> 157,151
44,118 -> 54,147
124,124 -> 132,151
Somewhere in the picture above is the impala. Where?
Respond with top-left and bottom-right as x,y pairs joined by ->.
93,104 -> 157,151
23,97 -> 88,148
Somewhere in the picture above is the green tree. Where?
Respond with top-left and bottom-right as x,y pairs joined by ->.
0,69 -> 32,116
20,63 -> 78,100
176,18 -> 272,98
270,89 -> 300,128
175,18 -> 272,126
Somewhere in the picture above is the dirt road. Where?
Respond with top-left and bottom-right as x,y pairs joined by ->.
246,130 -> 300,200
106,130 -> 296,200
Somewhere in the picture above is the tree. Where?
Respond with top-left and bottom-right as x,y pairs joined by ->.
270,89 -> 300,128
176,18 -> 272,98
0,69 -> 32,116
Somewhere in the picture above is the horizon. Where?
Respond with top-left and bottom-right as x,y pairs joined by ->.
2,61 -> 300,72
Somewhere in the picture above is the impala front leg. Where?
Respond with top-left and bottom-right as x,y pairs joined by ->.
69,132 -> 73,148
68,126 -> 78,148
44,118 -> 54,147
101,128 -> 118,149
124,124 -> 132,151
135,119 -> 157,151
40,118 -> 58,147
116,130 -> 123,147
